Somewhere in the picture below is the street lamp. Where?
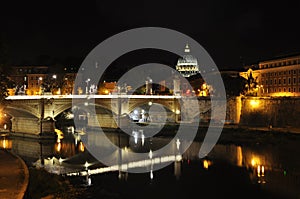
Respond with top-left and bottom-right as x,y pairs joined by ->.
85,78 -> 90,94
38,77 -> 43,95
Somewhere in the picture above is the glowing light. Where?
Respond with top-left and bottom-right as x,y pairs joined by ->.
56,142 -> 61,152
84,161 -> 89,169
141,134 -> 145,146
55,129 -> 64,140
251,156 -> 261,167
149,150 -> 153,159
0,138 -> 12,149
176,138 -> 180,150
150,170 -> 153,179
257,165 -> 261,177
148,101 -> 152,106
236,146 -> 243,167
203,159 -> 212,169
3,139 -> 7,149
249,100 -> 259,108
175,110 -> 180,115
79,142 -> 85,152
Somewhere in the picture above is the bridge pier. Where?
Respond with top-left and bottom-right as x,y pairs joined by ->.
11,116 -> 55,137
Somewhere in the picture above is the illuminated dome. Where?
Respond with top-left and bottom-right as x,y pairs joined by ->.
176,44 -> 200,77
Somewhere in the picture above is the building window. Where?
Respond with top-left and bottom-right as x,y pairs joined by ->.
294,70 -> 296,74
279,79 -> 281,85
283,79 -> 286,84
279,88 -> 281,92
293,88 -> 296,92
274,88 -> 276,92
288,78 -> 291,84
284,88 -> 286,92
294,78 -> 296,84
288,88 -> 291,92
274,79 -> 277,85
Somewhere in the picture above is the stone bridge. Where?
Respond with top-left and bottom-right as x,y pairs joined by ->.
4,95 -> 235,136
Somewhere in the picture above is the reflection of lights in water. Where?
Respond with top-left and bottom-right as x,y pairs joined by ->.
175,155 -> 182,161
67,155 -> 183,177
257,165 -> 265,178
56,142 -> 61,152
236,146 -> 243,167
150,170 -> 153,179
203,159 -> 212,170
84,161 -> 89,169
79,142 -> 85,152
55,129 -> 64,140
251,156 -> 261,167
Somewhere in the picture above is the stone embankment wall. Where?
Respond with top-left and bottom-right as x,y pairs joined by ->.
239,97 -> 300,128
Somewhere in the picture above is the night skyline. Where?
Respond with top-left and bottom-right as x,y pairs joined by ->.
1,0 -> 300,70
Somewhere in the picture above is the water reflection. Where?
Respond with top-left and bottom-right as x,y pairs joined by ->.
1,129 -> 300,198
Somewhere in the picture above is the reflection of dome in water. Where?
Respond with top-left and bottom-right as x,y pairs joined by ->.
176,44 -> 200,77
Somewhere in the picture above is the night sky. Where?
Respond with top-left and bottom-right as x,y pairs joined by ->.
1,0 -> 300,70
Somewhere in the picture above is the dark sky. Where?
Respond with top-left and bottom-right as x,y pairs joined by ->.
1,0 -> 300,70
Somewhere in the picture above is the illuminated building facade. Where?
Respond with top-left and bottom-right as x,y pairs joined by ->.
175,44 -> 200,78
9,66 -> 48,95
240,54 -> 300,96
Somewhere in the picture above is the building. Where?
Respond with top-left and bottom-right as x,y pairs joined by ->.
8,66 -> 49,95
240,54 -> 300,96
175,44 -> 200,78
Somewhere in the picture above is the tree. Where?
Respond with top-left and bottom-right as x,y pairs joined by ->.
221,73 -> 248,97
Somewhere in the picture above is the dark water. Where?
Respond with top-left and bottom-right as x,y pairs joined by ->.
1,127 -> 300,199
